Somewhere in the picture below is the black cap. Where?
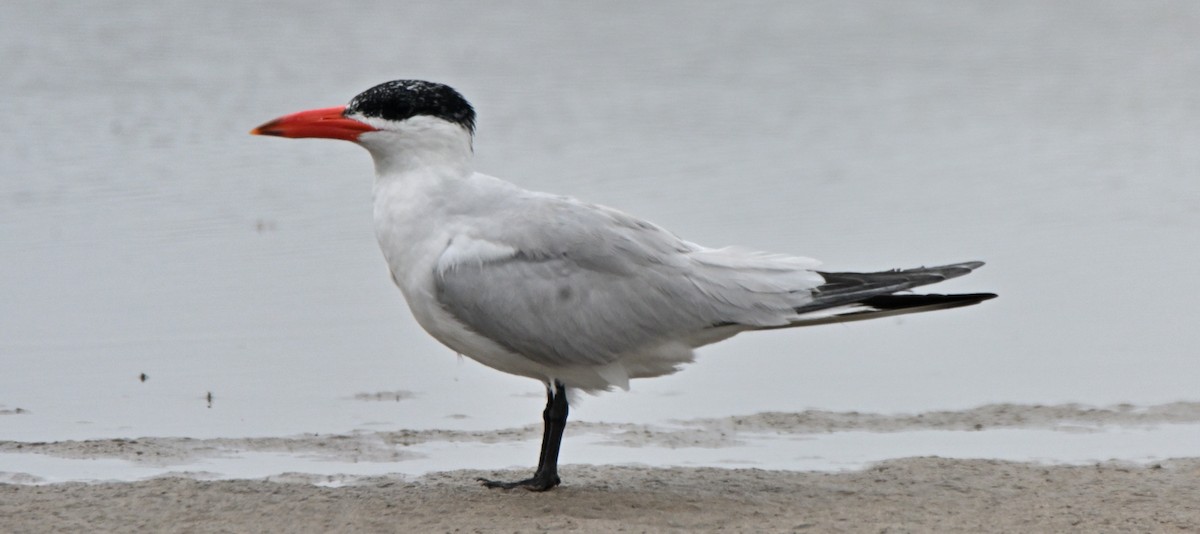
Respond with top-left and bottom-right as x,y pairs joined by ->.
345,80 -> 476,134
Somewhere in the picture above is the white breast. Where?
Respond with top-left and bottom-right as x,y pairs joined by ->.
371,173 -> 557,383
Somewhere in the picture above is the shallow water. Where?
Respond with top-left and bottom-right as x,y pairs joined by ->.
2,1 -> 1199,473
6,403 -> 1200,485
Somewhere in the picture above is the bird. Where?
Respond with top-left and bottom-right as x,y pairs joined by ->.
251,80 -> 996,491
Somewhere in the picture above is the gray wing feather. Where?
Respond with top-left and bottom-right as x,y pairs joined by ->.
434,194 -> 822,367
437,254 -> 712,366
796,261 -> 985,315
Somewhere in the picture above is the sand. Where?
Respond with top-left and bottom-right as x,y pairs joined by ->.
5,403 -> 1200,532
2,458 -> 1198,533
7,401 -> 1200,465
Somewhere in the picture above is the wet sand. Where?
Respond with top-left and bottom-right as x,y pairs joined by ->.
3,458 -> 1198,533
4,403 -> 1200,533
6,401 -> 1200,465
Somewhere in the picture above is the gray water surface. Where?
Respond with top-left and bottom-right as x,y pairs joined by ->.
2,1 -> 1198,443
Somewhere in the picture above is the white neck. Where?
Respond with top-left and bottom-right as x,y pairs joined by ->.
353,115 -> 474,179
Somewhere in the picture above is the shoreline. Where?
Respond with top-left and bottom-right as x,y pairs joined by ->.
5,401 -> 1200,487
3,458 -> 1198,532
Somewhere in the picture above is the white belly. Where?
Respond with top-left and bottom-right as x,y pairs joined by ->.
369,172 -> 686,392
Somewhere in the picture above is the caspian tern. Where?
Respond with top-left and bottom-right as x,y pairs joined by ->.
251,80 -> 996,491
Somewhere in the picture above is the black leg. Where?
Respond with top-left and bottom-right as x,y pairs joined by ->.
479,380 -> 569,491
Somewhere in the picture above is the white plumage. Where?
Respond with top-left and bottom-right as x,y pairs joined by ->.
252,79 -> 993,490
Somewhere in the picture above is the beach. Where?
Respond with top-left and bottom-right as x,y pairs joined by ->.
3,2 -> 1199,531
4,403 -> 1200,532
4,458 -> 1198,533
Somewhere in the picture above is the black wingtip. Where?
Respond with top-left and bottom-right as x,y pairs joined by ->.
859,292 -> 997,310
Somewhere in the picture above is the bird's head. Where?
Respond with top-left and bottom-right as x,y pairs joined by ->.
251,80 -> 477,167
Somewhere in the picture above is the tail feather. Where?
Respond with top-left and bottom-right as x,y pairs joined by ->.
770,261 -> 995,328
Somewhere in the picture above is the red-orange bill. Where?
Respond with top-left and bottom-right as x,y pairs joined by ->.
250,106 -> 377,141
